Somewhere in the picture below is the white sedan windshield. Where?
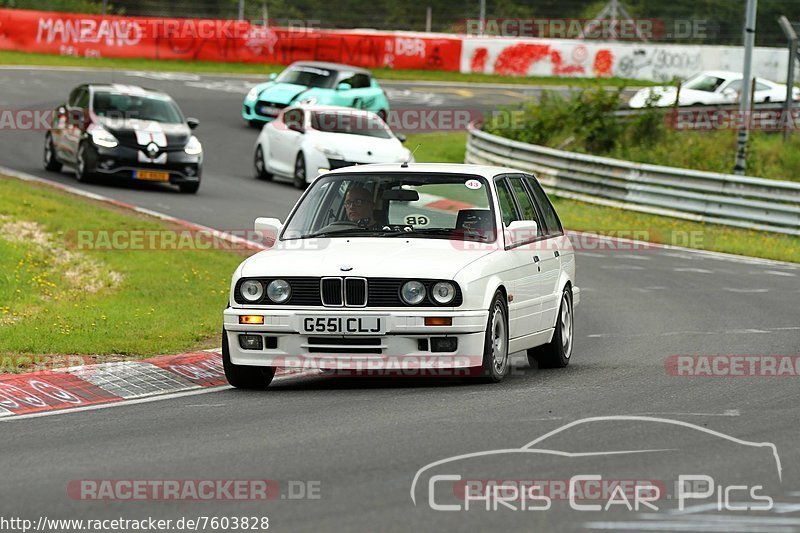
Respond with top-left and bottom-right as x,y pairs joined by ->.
283,173 -> 495,241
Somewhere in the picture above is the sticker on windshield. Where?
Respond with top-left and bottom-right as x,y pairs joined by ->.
465,179 -> 482,190
405,215 -> 430,226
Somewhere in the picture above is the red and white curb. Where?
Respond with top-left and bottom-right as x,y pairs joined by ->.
0,351 -> 309,419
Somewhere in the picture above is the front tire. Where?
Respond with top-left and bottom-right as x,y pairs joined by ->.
222,330 -> 276,389
528,288 -> 573,369
44,133 -> 62,171
75,141 -> 93,182
254,145 -> 272,180
179,181 -> 200,194
478,291 -> 509,383
293,152 -> 308,190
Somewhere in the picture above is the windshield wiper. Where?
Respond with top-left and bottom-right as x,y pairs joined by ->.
386,228 -> 492,241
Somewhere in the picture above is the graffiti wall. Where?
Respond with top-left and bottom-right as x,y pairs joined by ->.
461,37 -> 791,82
0,8 -> 462,71
0,8 -> 791,82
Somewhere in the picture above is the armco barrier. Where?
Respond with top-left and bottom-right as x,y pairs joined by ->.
465,126 -> 800,236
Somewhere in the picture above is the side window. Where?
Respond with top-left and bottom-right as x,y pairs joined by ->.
75,88 -> 90,109
495,179 -> 519,227
283,108 -> 304,131
755,82 -> 770,91
508,177 -> 542,232
525,176 -> 563,236
340,73 -> 370,89
68,87 -> 82,107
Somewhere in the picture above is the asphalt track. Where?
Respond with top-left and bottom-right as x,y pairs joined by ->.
1,67 -> 799,532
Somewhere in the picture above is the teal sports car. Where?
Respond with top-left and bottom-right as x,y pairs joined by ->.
242,61 -> 390,126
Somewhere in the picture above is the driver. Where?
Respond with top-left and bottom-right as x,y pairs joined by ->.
344,185 -> 378,227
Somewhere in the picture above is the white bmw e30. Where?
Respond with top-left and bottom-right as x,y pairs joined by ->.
223,163 -> 579,388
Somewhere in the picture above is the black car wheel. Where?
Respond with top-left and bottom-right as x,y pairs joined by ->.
293,152 -> 308,190
179,181 -> 200,194
75,142 -> 93,183
43,133 -> 62,172
254,145 -> 273,180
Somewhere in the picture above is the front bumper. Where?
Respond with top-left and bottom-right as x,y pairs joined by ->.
89,144 -> 202,184
223,307 -> 489,369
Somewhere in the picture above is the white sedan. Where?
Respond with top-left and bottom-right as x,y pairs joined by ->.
222,163 -> 579,388
628,70 -> 800,108
253,105 -> 411,189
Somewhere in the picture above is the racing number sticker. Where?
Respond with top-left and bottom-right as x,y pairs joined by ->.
405,215 -> 429,226
465,179 -> 482,190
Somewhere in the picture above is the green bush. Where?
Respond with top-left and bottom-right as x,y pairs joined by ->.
485,88 -> 797,181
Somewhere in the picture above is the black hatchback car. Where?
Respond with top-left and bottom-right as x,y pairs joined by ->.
44,84 -> 203,193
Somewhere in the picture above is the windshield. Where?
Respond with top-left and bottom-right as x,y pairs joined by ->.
311,111 -> 392,139
275,66 -> 337,88
683,74 -> 726,92
283,173 -> 496,242
92,91 -> 184,123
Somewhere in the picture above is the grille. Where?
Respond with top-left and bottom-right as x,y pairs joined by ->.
344,278 -> 367,307
255,101 -> 288,116
307,336 -> 382,354
321,277 -> 343,306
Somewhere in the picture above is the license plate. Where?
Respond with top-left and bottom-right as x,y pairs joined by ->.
300,316 -> 385,335
135,170 -> 170,182
259,105 -> 280,116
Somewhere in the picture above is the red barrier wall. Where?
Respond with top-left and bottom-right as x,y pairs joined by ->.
0,8 -> 462,71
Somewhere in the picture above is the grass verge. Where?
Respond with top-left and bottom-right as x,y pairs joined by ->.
405,131 -> 800,263
0,175 -> 245,366
0,49 -> 651,87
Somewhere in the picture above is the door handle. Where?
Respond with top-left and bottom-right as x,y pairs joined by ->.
554,251 -> 560,258
533,255 -> 540,263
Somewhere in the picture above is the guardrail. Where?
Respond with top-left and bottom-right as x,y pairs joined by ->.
465,126 -> 800,236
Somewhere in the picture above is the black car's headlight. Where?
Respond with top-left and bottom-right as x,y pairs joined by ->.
240,280 -> 264,302
266,279 -> 291,303
184,135 -> 202,155
88,125 -> 118,148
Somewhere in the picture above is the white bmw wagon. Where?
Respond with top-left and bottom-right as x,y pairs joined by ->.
223,163 -> 579,388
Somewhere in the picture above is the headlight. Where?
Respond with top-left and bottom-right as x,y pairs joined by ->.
240,280 -> 264,302
400,281 -> 426,305
89,125 -> 118,148
431,282 -> 455,304
298,97 -> 318,105
246,87 -> 259,101
315,144 -> 344,160
266,279 -> 291,303
184,135 -> 202,155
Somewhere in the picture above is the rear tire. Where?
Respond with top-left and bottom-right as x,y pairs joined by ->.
528,288 -> 573,369
478,291 -> 509,383
254,145 -> 272,180
222,330 -> 276,389
44,133 -> 62,171
293,152 -> 308,190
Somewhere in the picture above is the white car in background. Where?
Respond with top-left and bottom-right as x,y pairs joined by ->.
253,105 -> 411,189
222,163 -> 579,389
628,70 -> 800,108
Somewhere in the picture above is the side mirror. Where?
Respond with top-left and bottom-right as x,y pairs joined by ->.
722,88 -> 737,99
336,82 -> 352,91
396,133 -> 407,143
68,108 -> 85,126
186,117 -> 199,129
505,220 -> 538,247
269,73 -> 277,81
254,217 -> 282,243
